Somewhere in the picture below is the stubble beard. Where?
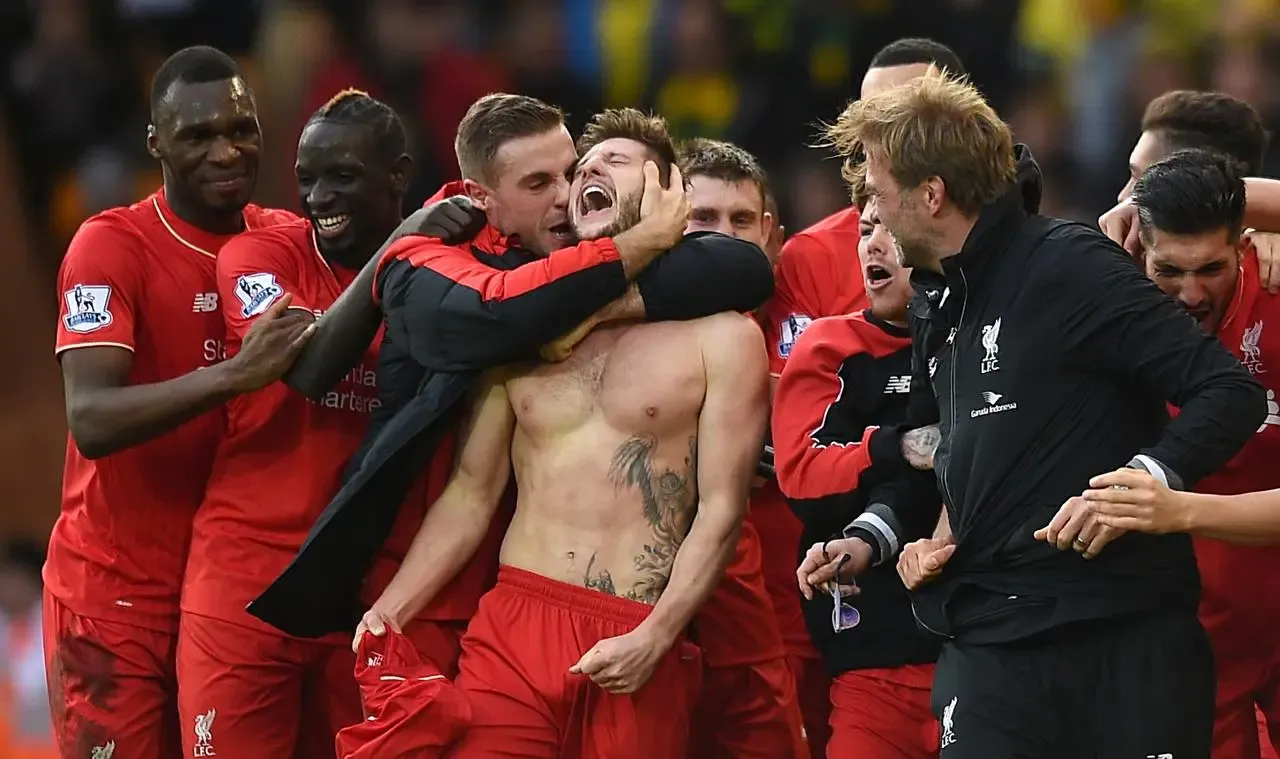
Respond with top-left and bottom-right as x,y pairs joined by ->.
584,189 -> 643,241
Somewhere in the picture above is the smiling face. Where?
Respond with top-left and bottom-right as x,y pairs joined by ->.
296,119 -> 406,266
149,76 -> 262,215
569,137 -> 649,241
858,200 -> 913,322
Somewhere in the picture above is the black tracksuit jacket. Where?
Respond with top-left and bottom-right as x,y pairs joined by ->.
856,146 -> 1266,645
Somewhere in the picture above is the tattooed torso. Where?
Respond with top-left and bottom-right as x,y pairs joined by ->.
500,320 -> 708,604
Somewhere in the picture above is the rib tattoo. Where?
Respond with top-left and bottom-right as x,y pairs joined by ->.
604,434 -> 699,603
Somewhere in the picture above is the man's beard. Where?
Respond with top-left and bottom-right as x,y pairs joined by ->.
892,234 -> 932,270
579,189 -> 642,240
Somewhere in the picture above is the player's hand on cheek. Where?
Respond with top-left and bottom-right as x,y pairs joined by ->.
896,537 -> 955,590
352,607 -> 401,654
1245,230 -> 1280,294
569,627 -> 668,695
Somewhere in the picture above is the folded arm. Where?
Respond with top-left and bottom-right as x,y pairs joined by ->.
640,314 -> 770,645
366,375 -> 516,627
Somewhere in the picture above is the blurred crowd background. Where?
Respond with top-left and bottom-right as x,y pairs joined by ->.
0,0 -> 1278,752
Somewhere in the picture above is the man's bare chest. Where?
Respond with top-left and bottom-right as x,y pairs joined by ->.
507,323 -> 706,436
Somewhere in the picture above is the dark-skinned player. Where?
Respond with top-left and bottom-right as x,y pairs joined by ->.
178,89 -> 485,758
46,46 -> 307,759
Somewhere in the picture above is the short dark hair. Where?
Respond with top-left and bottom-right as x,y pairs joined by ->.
577,108 -> 678,185
1133,148 -> 1247,244
306,88 -> 407,165
150,46 -> 244,120
1141,91 -> 1268,175
869,38 -> 966,77
678,137 -> 768,208
455,93 -> 565,182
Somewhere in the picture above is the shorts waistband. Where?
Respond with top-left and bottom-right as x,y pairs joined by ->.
496,565 -> 652,628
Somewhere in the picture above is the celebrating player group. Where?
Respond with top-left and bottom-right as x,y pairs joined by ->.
43,34 -> 1280,759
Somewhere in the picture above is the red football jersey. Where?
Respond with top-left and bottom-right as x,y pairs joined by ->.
1195,249 -> 1280,653
182,219 -> 381,636
752,205 -> 867,659
50,190 -> 295,633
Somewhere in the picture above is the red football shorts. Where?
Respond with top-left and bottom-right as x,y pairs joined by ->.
1212,653 -> 1280,759
400,618 -> 468,679
175,612 -> 363,758
42,590 -> 180,759
828,664 -> 938,759
448,566 -> 703,758
788,654 -> 832,759
690,656 -> 807,758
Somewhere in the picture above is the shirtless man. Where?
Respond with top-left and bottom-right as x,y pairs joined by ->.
361,109 -> 769,758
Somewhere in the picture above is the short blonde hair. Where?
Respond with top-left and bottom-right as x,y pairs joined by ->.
825,73 -> 1015,215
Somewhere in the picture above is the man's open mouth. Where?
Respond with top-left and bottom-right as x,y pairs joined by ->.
579,184 -> 615,216
314,213 -> 351,238
866,264 -> 892,283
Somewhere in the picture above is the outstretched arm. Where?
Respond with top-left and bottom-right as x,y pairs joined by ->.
1083,467 -> 1280,546
357,374 -> 516,637
642,314 -> 770,644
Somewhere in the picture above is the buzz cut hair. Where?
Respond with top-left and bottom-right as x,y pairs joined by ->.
455,93 -> 565,183
1133,148 -> 1247,245
869,38 -> 967,77
306,88 -> 408,165
150,46 -> 244,121
678,137 -> 769,209
824,71 -> 1015,216
577,108 -> 679,186
1140,90 -> 1268,175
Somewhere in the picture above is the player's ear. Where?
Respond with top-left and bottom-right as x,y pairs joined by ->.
922,176 -> 946,216
146,124 -> 161,160
389,153 -> 412,196
461,178 -> 493,213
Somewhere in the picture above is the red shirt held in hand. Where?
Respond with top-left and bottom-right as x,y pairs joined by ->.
49,190 -> 293,633
183,219 -> 380,636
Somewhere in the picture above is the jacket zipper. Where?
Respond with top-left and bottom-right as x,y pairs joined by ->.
939,270 -> 966,528
911,598 -> 954,639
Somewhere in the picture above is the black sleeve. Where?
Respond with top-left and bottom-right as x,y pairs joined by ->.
866,312 -> 942,472
637,232 -> 775,320
1052,231 -> 1266,488
380,237 -> 630,373
844,470 -> 942,567
284,253 -> 381,400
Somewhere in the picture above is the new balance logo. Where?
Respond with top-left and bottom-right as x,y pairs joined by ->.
192,293 -> 219,313
884,375 -> 911,394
